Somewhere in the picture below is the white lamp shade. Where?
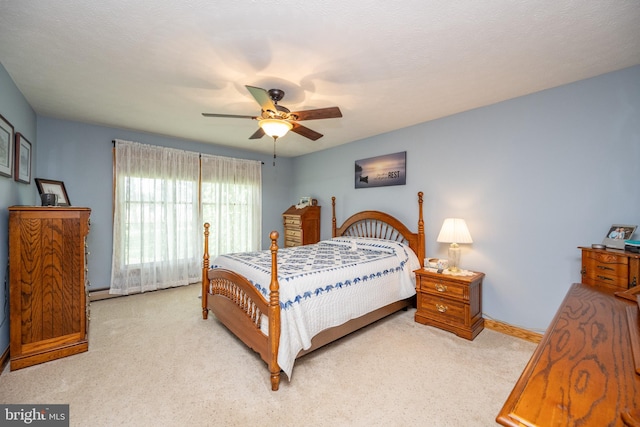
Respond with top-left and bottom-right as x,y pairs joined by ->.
436,218 -> 473,244
259,119 -> 293,138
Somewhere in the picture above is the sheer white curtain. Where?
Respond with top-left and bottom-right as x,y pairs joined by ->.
110,140 -> 202,295
200,154 -> 262,257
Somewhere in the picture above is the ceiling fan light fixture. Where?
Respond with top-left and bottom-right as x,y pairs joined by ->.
259,118 -> 293,138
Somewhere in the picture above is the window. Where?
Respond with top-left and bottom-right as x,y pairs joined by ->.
110,141 -> 260,295
201,154 -> 262,256
122,176 -> 198,265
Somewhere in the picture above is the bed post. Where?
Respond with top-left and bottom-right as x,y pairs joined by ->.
268,231 -> 282,391
417,192 -> 425,267
331,196 -> 337,237
202,223 -> 210,320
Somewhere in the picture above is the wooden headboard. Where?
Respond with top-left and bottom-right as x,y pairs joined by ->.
331,191 -> 425,267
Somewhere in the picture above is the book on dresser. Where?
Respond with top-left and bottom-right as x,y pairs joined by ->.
8,206 -> 91,370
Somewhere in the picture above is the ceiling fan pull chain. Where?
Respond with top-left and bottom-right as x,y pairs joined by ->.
273,136 -> 277,166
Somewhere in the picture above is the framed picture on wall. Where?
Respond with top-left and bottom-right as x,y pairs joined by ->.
0,113 -> 15,178
35,178 -> 71,206
354,151 -> 406,189
14,132 -> 32,184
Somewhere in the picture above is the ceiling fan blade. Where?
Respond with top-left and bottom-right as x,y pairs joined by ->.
290,107 -> 342,121
249,127 -> 265,139
245,85 -> 277,113
291,122 -> 323,141
202,113 -> 257,119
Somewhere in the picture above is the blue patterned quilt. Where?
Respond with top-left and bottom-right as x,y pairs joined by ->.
210,236 -> 420,379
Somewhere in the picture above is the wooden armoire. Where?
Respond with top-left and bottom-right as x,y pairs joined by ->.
8,206 -> 91,370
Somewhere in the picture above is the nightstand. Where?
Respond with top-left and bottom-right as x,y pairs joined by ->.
414,268 -> 484,340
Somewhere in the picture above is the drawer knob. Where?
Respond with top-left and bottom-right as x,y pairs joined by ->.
436,303 -> 448,313
435,283 -> 447,292
596,275 -> 613,281
597,265 -> 614,271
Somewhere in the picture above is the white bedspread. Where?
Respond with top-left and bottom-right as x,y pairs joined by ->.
210,237 -> 420,379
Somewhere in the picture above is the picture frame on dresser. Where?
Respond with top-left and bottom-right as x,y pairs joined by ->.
298,196 -> 311,207
35,178 -> 71,206
603,224 -> 637,249
14,132 -> 32,184
0,113 -> 15,178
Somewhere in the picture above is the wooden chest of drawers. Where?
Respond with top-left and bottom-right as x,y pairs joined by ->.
9,206 -> 91,370
414,269 -> 484,340
282,205 -> 320,247
579,246 -> 640,291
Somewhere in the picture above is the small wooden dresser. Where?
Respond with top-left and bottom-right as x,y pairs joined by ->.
414,269 -> 484,340
579,246 -> 640,291
282,205 -> 321,247
9,206 -> 91,370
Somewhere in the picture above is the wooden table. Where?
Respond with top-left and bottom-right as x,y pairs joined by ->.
497,283 -> 640,426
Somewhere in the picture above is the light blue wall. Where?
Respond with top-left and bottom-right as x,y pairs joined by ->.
292,65 -> 640,331
0,63 -> 38,357
3,61 -> 639,354
36,118 -> 294,291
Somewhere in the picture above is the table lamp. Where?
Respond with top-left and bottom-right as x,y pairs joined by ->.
436,218 -> 473,272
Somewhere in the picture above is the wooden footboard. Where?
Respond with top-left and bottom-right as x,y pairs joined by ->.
202,224 -> 282,390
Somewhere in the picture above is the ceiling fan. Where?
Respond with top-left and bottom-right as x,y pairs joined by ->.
202,85 -> 342,142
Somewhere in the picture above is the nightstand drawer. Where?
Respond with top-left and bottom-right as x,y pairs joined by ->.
419,276 -> 466,300
418,294 -> 466,325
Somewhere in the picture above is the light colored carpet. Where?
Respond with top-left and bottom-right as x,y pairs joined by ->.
0,283 -> 536,426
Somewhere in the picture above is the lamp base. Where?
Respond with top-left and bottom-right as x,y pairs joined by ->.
447,244 -> 461,272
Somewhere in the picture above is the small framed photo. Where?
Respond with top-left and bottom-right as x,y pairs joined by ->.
295,196 -> 312,209
0,113 -> 15,178
35,178 -> 71,206
602,224 -> 637,249
299,196 -> 311,206
14,133 -> 32,184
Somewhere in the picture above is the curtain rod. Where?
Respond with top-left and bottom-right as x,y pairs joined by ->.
112,140 -> 264,164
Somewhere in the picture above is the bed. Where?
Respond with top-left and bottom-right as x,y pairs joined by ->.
201,192 -> 425,390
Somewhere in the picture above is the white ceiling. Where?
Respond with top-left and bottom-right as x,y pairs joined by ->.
0,1 -> 639,157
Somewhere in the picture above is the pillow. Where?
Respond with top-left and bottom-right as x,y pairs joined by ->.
330,236 -> 401,254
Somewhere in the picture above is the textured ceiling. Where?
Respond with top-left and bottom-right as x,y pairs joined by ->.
0,1 -> 638,157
